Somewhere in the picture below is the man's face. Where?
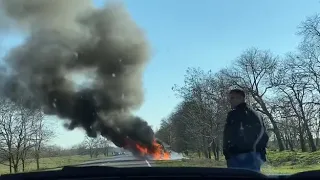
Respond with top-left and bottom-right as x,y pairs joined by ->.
229,92 -> 244,108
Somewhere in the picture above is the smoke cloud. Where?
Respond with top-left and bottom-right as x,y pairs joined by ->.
0,0 -> 155,148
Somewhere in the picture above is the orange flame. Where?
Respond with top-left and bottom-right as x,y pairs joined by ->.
135,139 -> 171,160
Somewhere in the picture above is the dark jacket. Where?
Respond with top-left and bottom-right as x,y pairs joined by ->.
223,103 -> 269,161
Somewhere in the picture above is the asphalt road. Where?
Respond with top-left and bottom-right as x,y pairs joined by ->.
74,151 -> 185,168
77,153 -> 158,167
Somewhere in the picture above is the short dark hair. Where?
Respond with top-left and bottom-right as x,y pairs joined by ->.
229,89 -> 245,98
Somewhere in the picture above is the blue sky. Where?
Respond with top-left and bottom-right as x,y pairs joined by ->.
1,0 -> 319,148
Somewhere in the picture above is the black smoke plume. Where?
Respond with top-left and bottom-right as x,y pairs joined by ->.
0,0 -> 155,148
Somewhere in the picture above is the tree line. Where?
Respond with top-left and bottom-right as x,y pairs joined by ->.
0,96 -> 115,173
155,13 -> 320,160
0,98 -> 53,173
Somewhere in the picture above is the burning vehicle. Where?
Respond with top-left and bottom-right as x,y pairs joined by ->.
155,138 -> 172,154
122,137 -> 171,160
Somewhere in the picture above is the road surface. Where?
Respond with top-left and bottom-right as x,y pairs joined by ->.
77,153 -> 158,167
72,151 -> 186,168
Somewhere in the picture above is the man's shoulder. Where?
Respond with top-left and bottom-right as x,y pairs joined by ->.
244,106 -> 265,124
227,109 -> 236,114
226,109 -> 243,124
242,104 -> 259,115
227,109 -> 237,117
247,107 -> 262,117
228,106 -> 248,115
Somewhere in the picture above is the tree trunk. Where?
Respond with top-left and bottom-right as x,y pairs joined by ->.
282,132 -> 289,150
22,159 -> 25,172
215,141 -> 220,161
304,123 -> 317,152
203,148 -> 209,159
9,157 -> 12,173
288,138 -> 294,151
13,164 -> 18,173
36,152 -> 40,170
210,139 -> 220,161
299,128 -> 307,152
185,150 -> 189,156
284,138 -> 289,150
270,118 -> 285,151
257,99 -> 285,151
211,140 -> 217,160
316,121 -> 320,147
90,149 -> 93,158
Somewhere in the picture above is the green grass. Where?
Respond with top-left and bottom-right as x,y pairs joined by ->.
155,159 -> 320,174
267,150 -> 320,166
155,150 -> 320,175
0,155 -> 108,174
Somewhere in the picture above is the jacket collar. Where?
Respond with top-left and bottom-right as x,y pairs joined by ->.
233,102 -> 247,110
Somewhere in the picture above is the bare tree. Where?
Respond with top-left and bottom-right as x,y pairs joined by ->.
0,99 -> 34,173
97,136 -> 111,157
82,136 -> 100,158
0,97 -> 54,173
272,56 -> 317,151
32,111 -> 55,170
171,68 -> 229,159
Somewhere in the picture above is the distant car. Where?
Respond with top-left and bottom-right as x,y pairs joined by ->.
112,152 -> 126,156
155,138 -> 171,153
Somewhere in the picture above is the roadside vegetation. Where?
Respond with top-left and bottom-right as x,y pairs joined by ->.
156,150 -> 320,174
0,155 -> 102,174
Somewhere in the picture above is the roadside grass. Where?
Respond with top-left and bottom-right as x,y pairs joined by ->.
155,159 -> 320,174
155,150 -> 320,175
0,155 -> 108,174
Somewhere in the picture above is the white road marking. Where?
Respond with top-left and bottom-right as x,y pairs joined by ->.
145,160 -> 151,167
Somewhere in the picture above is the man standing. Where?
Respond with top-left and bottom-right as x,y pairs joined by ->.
223,89 -> 269,172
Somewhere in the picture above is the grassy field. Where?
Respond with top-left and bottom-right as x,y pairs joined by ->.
0,155 -> 105,174
155,159 -> 320,174
2,150 -> 320,175
156,150 -> 320,175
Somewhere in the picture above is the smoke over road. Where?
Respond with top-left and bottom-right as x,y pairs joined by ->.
0,0 -> 155,149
